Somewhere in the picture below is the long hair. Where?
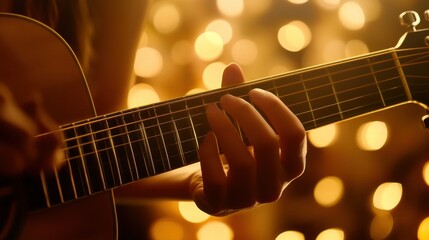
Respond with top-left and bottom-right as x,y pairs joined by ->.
12,0 -> 93,71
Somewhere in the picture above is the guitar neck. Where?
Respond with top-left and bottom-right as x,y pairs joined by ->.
24,45 -> 429,212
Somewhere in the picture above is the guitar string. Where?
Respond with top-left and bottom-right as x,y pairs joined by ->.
56,48 -> 429,145
41,48 -> 429,197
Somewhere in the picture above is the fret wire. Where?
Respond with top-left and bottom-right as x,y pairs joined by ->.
154,107 -> 172,171
138,111 -> 157,175
326,67 -> 344,120
60,82 -> 397,160
53,166 -> 64,203
73,124 -> 93,195
40,171 -> 51,208
169,104 -> 186,166
88,122 -> 107,190
368,57 -> 386,107
121,114 -> 140,180
61,78 -> 405,163
60,73 -> 400,159
301,73 -> 317,127
56,51 -> 427,142
60,131 -> 78,199
54,49 -> 428,157
186,100 -> 199,149
105,119 -> 123,186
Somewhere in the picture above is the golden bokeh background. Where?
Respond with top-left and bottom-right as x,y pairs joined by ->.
117,1 -> 429,239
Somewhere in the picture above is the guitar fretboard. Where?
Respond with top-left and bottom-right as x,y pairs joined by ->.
24,46 -> 429,211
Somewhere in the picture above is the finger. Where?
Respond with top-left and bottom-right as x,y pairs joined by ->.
220,94 -> 282,202
198,131 -> 227,210
221,63 -> 245,88
205,103 -> 256,208
249,89 -> 306,182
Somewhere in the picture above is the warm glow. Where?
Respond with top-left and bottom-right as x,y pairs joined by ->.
134,47 -> 163,78
323,40 -> 346,62
171,40 -> 194,65
206,19 -> 233,44
186,88 -> 206,96
231,39 -> 258,65
178,201 -> 210,223
216,0 -> 244,17
152,3 -> 181,34
315,0 -> 340,10
127,83 -> 160,108
197,221 -> 234,240
308,124 -> 337,148
194,31 -> 224,61
418,217 -> 429,240
276,230 -> 305,240
356,121 -> 388,151
372,182 -> 402,211
288,0 -> 308,4
278,20 -> 312,52
314,176 -> 344,207
423,161 -> 429,187
203,62 -> 226,90
345,39 -> 369,57
150,218 -> 184,240
370,212 -> 394,240
316,228 -> 345,240
338,1 -> 366,30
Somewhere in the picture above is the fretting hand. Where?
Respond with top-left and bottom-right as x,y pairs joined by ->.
191,63 -> 307,215
0,83 -> 62,176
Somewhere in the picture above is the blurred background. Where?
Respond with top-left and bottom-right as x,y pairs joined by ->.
118,0 -> 429,239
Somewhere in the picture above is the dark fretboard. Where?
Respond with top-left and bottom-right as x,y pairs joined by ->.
24,46 -> 429,212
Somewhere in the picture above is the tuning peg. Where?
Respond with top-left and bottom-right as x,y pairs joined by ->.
424,10 -> 429,22
399,11 -> 420,32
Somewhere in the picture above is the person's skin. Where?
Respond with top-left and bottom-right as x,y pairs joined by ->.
0,0 -> 307,216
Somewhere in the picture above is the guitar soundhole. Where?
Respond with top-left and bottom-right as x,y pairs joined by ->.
0,178 -> 27,240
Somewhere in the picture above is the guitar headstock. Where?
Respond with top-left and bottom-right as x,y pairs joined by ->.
396,10 -> 429,49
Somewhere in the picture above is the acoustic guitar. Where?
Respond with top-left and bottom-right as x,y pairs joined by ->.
0,11 -> 428,240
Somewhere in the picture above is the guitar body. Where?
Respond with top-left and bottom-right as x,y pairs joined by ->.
0,14 -> 117,240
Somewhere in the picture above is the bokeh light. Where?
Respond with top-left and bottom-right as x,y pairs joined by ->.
314,176 -> 344,207
150,218 -> 184,240
423,161 -> 429,187
418,217 -> 429,240
316,228 -> 345,240
276,230 -> 305,240
203,62 -> 226,90
372,182 -> 403,211
194,31 -> 224,61
216,0 -> 244,17
278,20 -> 312,52
315,0 -> 340,10
127,83 -> 160,108
308,124 -> 337,148
178,201 -> 210,223
152,2 -> 181,34
338,1 -> 366,30
206,19 -> 233,44
134,47 -> 163,78
288,0 -> 308,5
197,221 -> 234,240
231,39 -> 258,65
356,121 -> 388,151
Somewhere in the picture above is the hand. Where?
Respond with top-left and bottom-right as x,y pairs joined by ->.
191,63 -> 307,215
0,83 -> 62,176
